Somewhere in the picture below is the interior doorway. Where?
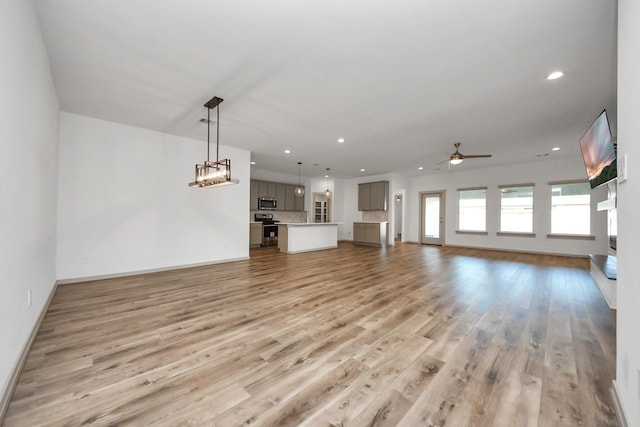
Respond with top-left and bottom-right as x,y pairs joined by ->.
420,191 -> 445,245
394,194 -> 403,241
313,193 -> 331,223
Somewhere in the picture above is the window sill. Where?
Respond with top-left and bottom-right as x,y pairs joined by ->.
546,233 -> 596,240
497,232 -> 536,238
456,230 -> 488,235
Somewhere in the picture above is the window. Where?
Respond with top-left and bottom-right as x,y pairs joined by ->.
500,185 -> 534,233
550,182 -> 590,235
458,188 -> 486,231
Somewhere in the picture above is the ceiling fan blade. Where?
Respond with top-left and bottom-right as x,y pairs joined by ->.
463,154 -> 492,159
436,158 -> 451,165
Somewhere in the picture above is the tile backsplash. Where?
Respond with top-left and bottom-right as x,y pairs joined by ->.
251,210 -> 308,223
362,210 -> 389,222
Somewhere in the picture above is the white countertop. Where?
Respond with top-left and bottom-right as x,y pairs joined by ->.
279,222 -> 342,226
353,221 -> 389,224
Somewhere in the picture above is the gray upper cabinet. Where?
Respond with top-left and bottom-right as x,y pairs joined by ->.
294,192 -> 304,211
358,181 -> 389,211
266,182 -> 277,198
250,180 -> 259,210
258,181 -> 269,200
251,179 -> 305,211
284,184 -> 296,211
276,183 -> 287,208
358,183 -> 371,211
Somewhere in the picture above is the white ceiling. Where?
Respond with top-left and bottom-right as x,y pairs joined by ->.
34,0 -> 617,179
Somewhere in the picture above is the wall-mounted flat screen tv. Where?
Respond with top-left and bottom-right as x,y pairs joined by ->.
578,110 -> 616,189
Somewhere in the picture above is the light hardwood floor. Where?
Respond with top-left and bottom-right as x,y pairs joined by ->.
4,243 -> 618,426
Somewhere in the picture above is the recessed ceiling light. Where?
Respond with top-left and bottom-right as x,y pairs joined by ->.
324,174 -> 329,178
552,147 -> 560,151
547,71 -> 564,80
250,161 -> 256,165
360,168 -> 366,172
338,138 -> 345,143
418,166 -> 424,170
284,149 -> 291,154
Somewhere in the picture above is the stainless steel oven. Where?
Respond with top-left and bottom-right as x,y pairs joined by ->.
258,197 -> 277,210
254,213 -> 279,246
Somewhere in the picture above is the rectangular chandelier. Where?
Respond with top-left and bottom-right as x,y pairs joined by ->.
188,96 -> 239,188
189,159 -> 237,188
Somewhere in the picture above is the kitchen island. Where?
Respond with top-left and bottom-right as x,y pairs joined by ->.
278,222 -> 340,254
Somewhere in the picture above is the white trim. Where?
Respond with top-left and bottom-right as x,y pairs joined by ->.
611,381 -> 629,427
56,257 -> 250,285
444,244 -> 589,259
0,281 -> 58,423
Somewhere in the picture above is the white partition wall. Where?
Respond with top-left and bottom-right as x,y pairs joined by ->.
616,1 -> 640,425
56,113 -> 251,281
0,0 -> 60,403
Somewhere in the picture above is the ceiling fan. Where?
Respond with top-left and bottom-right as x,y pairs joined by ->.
438,142 -> 492,165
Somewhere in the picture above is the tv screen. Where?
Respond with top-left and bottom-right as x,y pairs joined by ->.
579,110 -> 617,189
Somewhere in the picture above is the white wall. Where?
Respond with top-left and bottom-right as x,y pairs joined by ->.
57,113 -> 250,280
616,1 -> 640,424
406,157 -> 609,256
0,0 -> 60,400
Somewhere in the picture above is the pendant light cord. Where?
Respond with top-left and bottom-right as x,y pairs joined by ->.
216,104 -> 220,162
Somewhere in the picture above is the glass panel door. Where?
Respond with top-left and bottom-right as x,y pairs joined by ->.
421,192 -> 445,245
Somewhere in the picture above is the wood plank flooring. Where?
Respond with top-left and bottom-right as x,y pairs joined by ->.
4,243 -> 618,426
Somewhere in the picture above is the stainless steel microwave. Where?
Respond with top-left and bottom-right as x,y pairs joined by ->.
258,197 -> 277,210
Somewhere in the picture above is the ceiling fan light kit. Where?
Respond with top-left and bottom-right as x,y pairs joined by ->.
188,96 -> 239,188
444,142 -> 492,166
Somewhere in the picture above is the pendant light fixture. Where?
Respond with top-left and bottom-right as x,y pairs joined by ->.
188,96 -> 239,188
295,162 -> 305,197
324,168 -> 332,199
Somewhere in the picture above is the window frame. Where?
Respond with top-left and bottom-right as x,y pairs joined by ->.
498,183 -> 535,236
547,179 -> 595,240
456,186 -> 488,234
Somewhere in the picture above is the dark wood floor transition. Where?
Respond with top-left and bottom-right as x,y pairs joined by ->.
5,243 -> 617,426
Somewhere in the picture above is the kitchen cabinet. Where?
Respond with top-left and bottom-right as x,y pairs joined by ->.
258,181 -> 268,200
266,182 -> 277,198
294,191 -> 304,211
353,223 -> 366,242
276,183 -> 287,208
358,183 -> 371,211
284,184 -> 296,211
251,179 -> 305,211
358,181 -> 389,211
250,223 -> 262,247
257,180 -> 277,199
353,222 -> 388,247
250,180 -> 259,210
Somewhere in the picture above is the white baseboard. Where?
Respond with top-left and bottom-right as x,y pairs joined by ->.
441,243 -> 589,258
56,256 -> 250,285
0,281 -> 58,424
611,380 -> 629,427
